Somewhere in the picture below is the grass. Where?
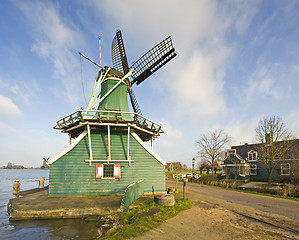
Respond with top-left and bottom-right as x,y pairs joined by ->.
234,188 -> 299,201
102,197 -> 193,240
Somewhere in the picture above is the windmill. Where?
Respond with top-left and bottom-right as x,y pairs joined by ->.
55,30 -> 176,141
49,31 -> 177,196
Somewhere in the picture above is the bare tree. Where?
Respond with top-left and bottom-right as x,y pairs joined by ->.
182,164 -> 187,170
197,159 -> 211,175
195,129 -> 230,174
255,115 -> 293,183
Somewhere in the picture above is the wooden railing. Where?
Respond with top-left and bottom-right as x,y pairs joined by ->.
53,110 -> 163,134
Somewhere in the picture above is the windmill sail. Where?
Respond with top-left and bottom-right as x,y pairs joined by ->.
112,31 -> 130,74
128,88 -> 142,115
130,36 -> 176,85
111,31 -> 176,115
112,31 -> 142,115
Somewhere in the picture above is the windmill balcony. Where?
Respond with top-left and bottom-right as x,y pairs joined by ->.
53,109 -> 163,141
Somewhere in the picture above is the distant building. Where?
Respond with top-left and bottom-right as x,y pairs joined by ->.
12,165 -> 24,169
165,162 -> 182,171
6,162 -> 12,169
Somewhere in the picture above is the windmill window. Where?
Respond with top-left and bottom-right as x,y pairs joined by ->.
250,164 -> 257,175
103,164 -> 114,178
96,164 -> 121,179
281,163 -> 290,176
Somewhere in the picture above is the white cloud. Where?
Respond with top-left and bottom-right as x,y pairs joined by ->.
159,119 -> 183,140
0,120 -> 68,167
286,110 -> 299,138
0,95 -> 22,119
16,1 -> 84,106
231,0 -> 259,35
225,120 -> 258,146
168,50 -> 228,120
246,63 -> 286,101
0,77 -> 40,104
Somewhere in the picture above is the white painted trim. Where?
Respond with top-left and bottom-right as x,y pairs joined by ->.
222,163 -> 250,167
107,125 -> 111,163
87,123 -> 93,166
128,123 -> 155,136
85,159 -> 135,163
48,130 -> 88,164
131,132 -> 166,166
127,126 -> 131,165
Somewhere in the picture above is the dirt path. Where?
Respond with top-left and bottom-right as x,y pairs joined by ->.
132,182 -> 299,240
133,200 -> 298,240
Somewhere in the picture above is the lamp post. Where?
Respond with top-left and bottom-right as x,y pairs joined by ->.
192,157 -> 196,183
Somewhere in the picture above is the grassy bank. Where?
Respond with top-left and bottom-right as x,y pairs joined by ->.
103,196 -> 193,240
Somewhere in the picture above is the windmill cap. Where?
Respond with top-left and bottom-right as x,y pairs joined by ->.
102,66 -> 130,85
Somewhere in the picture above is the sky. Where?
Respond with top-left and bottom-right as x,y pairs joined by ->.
0,0 -> 298,168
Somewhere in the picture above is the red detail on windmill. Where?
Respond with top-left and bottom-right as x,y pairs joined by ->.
114,164 -> 121,178
96,164 -> 103,178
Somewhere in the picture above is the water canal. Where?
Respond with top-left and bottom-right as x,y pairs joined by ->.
0,169 -> 101,239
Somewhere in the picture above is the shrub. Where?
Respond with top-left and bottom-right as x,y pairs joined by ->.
199,174 -> 218,184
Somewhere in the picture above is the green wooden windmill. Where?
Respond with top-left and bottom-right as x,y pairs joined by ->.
48,31 -> 176,196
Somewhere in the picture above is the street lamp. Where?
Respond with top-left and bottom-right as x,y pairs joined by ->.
192,157 -> 196,183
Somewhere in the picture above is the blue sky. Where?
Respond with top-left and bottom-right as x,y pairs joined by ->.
0,0 -> 298,167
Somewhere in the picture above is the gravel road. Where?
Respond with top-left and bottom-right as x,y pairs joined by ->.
169,181 -> 299,220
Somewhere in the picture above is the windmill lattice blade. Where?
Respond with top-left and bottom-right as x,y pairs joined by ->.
112,31 -> 130,74
131,36 -> 176,85
128,88 -> 142,115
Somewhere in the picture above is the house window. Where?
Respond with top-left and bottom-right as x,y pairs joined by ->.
281,163 -> 290,176
239,165 -> 249,177
250,164 -> 257,175
248,151 -> 257,161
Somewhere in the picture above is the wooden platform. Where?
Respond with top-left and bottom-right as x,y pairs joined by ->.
7,188 -> 122,220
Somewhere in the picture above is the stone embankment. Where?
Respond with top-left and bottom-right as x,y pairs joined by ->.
7,188 -> 122,220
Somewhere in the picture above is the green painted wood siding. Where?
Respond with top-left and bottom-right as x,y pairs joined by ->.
49,129 -> 165,196
98,78 -> 132,121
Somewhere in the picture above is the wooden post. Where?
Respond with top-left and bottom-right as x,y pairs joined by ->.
13,180 -> 20,198
183,179 -> 186,200
39,177 -> 45,188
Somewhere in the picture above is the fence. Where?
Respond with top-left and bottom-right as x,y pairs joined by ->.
120,179 -> 144,211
